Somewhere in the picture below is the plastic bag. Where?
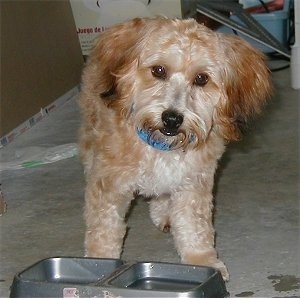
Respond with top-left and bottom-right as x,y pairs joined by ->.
0,143 -> 78,171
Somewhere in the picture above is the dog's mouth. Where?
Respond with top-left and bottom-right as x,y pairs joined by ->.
137,128 -> 195,151
159,127 -> 179,137
137,128 -> 184,151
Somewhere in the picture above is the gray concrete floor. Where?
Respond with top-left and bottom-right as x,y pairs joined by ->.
0,68 -> 299,297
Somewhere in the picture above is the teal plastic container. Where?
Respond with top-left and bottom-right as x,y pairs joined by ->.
218,0 -> 291,53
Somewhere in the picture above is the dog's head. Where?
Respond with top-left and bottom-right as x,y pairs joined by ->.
83,18 -> 272,151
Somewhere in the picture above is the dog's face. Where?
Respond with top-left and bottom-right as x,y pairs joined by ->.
132,22 -> 228,151
83,18 -> 272,151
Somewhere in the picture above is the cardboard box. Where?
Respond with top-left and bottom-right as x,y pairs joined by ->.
1,1 -> 83,140
70,0 -> 181,55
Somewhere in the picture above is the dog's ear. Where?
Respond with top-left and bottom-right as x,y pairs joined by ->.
82,18 -> 148,108
214,34 -> 272,141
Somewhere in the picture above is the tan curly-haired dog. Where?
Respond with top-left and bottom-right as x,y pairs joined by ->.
79,17 -> 272,280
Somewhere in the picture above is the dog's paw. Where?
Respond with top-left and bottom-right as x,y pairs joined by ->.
159,220 -> 171,233
211,259 -> 230,281
182,250 -> 229,281
151,216 -> 171,233
149,196 -> 171,232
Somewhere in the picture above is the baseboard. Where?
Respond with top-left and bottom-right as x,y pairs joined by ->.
0,86 -> 80,148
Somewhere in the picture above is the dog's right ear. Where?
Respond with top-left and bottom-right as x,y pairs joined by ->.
81,18 -> 149,106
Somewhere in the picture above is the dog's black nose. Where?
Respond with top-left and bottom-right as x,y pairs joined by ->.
161,110 -> 183,136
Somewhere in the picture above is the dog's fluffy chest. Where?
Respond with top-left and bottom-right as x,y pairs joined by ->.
136,150 -> 194,196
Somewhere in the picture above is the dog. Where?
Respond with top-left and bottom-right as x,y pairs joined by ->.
79,17 -> 272,280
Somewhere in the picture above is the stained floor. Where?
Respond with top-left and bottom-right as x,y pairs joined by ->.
0,67 -> 299,297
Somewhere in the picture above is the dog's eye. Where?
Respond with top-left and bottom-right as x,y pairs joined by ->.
151,65 -> 166,79
194,73 -> 209,86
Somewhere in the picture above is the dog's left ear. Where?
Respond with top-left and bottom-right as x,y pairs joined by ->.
214,34 -> 273,141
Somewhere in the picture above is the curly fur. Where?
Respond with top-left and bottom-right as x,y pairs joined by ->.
79,17 -> 272,280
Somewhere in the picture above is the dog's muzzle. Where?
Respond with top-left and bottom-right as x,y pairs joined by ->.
137,110 -> 196,151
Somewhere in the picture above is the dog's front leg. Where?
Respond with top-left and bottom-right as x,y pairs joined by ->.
170,190 -> 229,280
84,178 -> 132,258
